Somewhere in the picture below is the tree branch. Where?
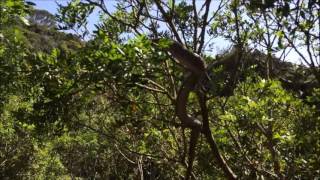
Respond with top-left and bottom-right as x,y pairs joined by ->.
154,0 -> 183,43
86,0 -> 142,35
192,0 -> 199,51
198,92 -> 237,180
197,0 -> 212,54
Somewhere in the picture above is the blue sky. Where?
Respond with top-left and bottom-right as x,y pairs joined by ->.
30,0 -> 60,14
30,0 -> 100,34
29,0 -> 303,63
30,0 -> 231,52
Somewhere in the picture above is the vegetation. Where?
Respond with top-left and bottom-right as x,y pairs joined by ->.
0,0 -> 319,179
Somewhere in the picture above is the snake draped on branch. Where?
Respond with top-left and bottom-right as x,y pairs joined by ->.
152,39 -> 206,179
169,42 -> 205,180
152,39 -> 237,180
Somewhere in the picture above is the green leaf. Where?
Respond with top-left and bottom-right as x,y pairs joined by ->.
276,30 -> 284,38
5,0 -> 15,7
168,0 -> 174,9
278,37 -> 284,49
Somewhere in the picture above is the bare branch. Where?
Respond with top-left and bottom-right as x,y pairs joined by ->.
86,0 -> 142,35
135,82 -> 166,93
197,0 -> 212,54
154,0 -> 183,43
192,0 -> 199,51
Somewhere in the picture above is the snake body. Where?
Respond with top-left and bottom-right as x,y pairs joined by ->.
158,39 -> 238,179
166,40 -> 207,180
151,39 -> 207,179
166,41 -> 206,131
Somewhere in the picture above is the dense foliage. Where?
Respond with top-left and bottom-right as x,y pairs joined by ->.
0,0 -> 319,179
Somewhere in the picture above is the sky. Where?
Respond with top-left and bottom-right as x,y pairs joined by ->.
30,0 -> 101,35
30,0 -> 232,52
29,0 -> 304,64
30,0 -> 60,14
